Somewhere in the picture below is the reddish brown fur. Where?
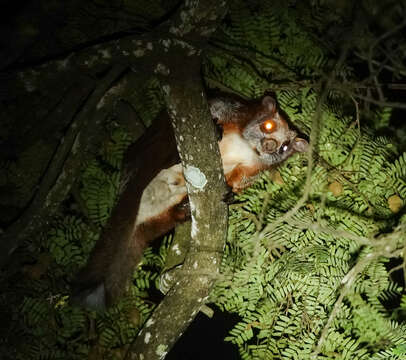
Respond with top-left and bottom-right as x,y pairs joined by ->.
71,110 -> 181,307
220,122 -> 242,134
106,195 -> 189,303
72,93 -> 306,309
225,163 -> 264,192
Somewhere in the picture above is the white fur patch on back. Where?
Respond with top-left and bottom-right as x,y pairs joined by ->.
219,133 -> 259,174
136,164 -> 186,225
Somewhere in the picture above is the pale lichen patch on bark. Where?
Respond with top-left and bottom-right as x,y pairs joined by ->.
162,85 -> 170,95
191,218 -> 199,237
155,344 -> 168,359
160,39 -> 172,51
184,166 -> 207,189
172,244 -> 181,255
133,49 -> 145,57
56,57 -> 70,70
83,55 -> 100,68
96,79 -> 126,110
145,332 -> 151,344
97,49 -> 111,59
155,63 -> 170,76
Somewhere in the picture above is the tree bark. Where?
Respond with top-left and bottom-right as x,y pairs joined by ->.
128,1 -> 229,358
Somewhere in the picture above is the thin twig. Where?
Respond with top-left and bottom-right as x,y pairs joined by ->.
311,253 -> 378,358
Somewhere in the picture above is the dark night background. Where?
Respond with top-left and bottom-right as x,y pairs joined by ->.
1,1 -> 406,359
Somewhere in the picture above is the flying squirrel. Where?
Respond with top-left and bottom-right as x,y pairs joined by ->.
71,92 -> 308,309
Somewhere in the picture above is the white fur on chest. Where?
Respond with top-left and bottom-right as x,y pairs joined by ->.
136,164 -> 186,225
219,133 -> 259,174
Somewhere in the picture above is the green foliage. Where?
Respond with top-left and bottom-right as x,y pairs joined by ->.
210,89 -> 406,358
1,117 -> 170,359
47,216 -> 97,272
204,0 -> 352,98
129,77 -> 165,128
203,1 -> 406,358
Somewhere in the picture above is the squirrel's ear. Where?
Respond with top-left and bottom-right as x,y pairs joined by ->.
292,138 -> 309,153
209,97 -> 243,124
261,96 -> 277,114
209,98 -> 229,123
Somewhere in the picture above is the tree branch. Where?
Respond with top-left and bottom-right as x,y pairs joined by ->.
0,64 -> 128,268
127,1 -> 229,358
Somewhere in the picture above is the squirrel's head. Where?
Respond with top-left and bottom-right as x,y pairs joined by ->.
209,93 -> 308,166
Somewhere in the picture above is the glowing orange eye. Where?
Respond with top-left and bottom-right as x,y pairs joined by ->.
261,119 -> 276,133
